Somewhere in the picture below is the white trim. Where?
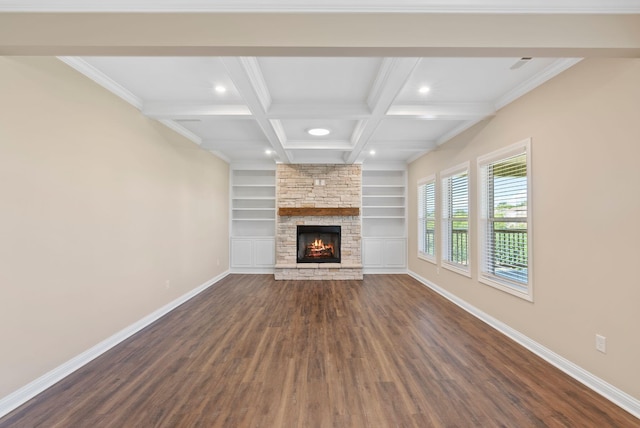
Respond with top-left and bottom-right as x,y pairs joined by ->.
4,0 -> 640,13
158,119 -> 203,146
407,270 -> 640,420
363,268 -> 408,274
230,268 -> 275,274
417,174 -> 435,187
440,260 -> 471,277
494,59 -> 583,110
440,160 -> 470,179
0,270 -> 230,419
57,57 -> 143,110
417,253 -> 437,264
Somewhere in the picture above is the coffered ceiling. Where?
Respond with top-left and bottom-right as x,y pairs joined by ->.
3,0 -> 637,166
62,56 -> 579,166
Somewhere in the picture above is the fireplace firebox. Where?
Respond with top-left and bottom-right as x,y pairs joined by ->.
297,225 -> 341,263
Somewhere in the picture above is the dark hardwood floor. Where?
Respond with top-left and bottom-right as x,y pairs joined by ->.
1,274 -> 638,427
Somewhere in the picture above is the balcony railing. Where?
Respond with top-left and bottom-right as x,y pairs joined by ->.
450,228 -> 527,273
450,229 -> 468,265
423,228 -> 528,283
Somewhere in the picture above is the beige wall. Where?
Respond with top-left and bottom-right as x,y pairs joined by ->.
408,58 -> 640,400
0,57 -> 229,398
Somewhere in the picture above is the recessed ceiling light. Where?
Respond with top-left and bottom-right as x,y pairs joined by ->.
419,86 -> 431,94
265,149 -> 273,155
369,150 -> 376,156
214,85 -> 227,94
307,128 -> 331,137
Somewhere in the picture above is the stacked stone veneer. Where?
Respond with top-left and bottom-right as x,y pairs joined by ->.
275,164 -> 363,280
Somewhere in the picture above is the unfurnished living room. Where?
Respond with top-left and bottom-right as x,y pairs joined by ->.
1,1 -> 639,427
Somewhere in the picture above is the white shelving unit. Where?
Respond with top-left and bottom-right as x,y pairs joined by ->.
230,167 -> 276,272
362,169 -> 407,273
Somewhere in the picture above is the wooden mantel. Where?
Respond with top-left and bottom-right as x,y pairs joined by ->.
278,207 -> 360,217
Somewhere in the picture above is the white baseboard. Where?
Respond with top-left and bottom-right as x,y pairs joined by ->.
363,268 -> 408,275
0,270 -> 230,419
230,268 -> 274,274
407,270 -> 640,420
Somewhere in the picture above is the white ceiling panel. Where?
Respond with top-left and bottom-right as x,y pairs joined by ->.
370,119 -> 466,142
395,57 -> 558,104
258,58 -> 382,104
81,57 -> 243,102
176,119 -> 267,141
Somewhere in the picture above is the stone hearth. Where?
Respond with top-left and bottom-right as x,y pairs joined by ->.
274,164 -> 363,280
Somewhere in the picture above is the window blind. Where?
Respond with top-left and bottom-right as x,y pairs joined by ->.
479,146 -> 530,293
441,167 -> 469,268
418,178 -> 436,259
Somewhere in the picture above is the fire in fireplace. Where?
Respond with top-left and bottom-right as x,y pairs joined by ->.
297,225 -> 341,263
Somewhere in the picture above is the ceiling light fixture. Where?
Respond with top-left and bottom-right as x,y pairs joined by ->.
307,128 -> 331,137
214,85 -> 227,94
369,150 -> 376,156
419,86 -> 431,94
265,149 -> 273,155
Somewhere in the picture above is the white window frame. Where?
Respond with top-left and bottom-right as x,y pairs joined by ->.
477,139 -> 533,301
417,174 -> 436,263
440,162 -> 471,277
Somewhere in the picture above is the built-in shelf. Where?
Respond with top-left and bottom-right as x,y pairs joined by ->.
231,167 -> 276,272
362,169 -> 407,273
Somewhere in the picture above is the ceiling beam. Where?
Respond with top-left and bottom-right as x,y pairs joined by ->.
367,140 -> 437,150
346,58 -> 421,164
143,102 -> 252,119
283,141 -> 354,150
266,103 -> 371,120
387,102 -> 496,119
2,13 -> 640,57
221,57 -> 291,163
3,1 -> 640,13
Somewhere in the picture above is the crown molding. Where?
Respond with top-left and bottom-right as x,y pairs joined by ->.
4,0 -> 640,13
494,58 -> 583,110
436,118 -> 485,146
57,57 -> 143,110
158,119 -> 203,146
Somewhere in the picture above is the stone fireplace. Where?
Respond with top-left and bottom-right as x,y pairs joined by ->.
274,164 -> 363,280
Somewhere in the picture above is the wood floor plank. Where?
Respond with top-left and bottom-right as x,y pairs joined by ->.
1,274 -> 638,427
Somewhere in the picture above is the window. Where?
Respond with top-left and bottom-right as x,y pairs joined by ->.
478,139 -> 532,301
417,175 -> 436,262
441,163 -> 470,275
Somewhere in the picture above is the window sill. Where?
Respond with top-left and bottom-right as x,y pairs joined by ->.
418,253 -> 436,264
479,275 -> 533,302
441,261 -> 471,278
